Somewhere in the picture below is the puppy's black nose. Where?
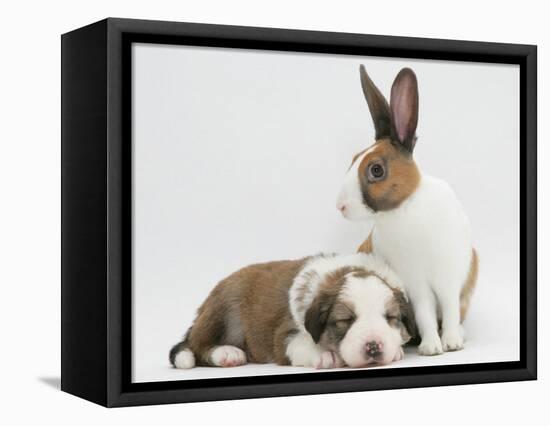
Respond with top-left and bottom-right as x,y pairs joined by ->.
365,341 -> 383,358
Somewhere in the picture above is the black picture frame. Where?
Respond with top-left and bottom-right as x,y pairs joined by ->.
61,17 -> 537,407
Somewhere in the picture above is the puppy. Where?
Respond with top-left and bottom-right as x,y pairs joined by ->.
169,253 -> 415,369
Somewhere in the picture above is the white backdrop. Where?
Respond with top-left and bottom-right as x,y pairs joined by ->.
2,0 -> 547,424
132,43 -> 520,382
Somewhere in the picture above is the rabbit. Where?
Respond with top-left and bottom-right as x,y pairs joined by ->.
336,65 -> 478,355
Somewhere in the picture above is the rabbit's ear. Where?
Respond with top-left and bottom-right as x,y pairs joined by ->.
390,68 -> 419,153
359,65 -> 392,140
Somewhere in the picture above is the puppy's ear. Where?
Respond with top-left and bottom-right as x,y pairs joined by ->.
390,68 -> 419,153
360,65 -> 392,140
305,291 -> 335,343
393,289 -> 417,343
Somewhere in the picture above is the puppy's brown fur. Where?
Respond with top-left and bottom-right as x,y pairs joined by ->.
304,266 -> 361,342
172,258 -> 308,366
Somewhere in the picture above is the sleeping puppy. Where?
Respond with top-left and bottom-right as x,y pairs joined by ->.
169,253 -> 416,369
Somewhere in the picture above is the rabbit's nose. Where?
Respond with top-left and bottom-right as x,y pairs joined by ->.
337,202 -> 347,213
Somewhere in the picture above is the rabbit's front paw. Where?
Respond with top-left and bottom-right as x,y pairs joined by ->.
442,328 -> 464,352
418,334 -> 443,356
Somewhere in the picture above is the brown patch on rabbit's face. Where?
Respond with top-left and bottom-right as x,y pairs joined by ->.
355,138 -> 420,212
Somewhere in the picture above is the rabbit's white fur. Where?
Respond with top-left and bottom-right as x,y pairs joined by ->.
338,166 -> 472,354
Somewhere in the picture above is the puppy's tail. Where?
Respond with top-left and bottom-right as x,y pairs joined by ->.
169,328 -> 196,369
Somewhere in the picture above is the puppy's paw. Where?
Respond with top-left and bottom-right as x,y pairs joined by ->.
393,347 -> 405,362
441,328 -> 464,352
173,349 -> 195,369
314,351 -> 343,369
210,345 -> 247,367
418,335 -> 443,356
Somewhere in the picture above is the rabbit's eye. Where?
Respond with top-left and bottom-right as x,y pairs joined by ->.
367,162 -> 385,182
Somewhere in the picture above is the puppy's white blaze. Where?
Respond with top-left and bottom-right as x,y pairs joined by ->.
285,331 -> 322,367
173,349 -> 195,369
338,276 -> 404,367
336,149 -> 373,220
289,253 -> 404,331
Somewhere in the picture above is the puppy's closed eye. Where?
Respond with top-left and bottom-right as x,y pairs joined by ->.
385,314 -> 401,327
333,318 -> 353,329
330,303 -> 356,330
